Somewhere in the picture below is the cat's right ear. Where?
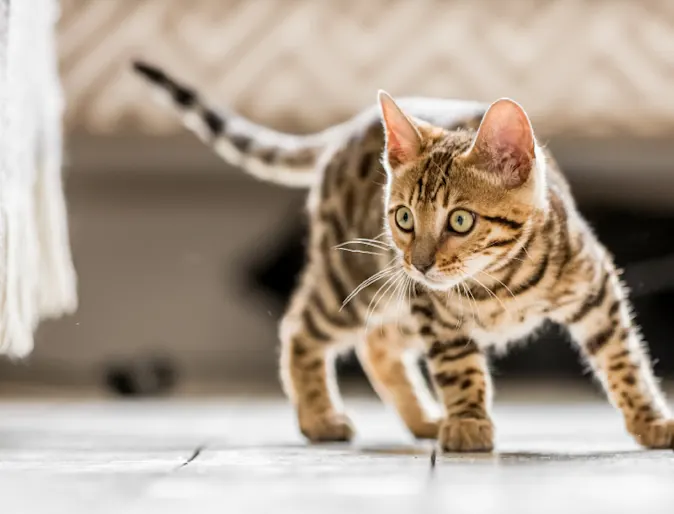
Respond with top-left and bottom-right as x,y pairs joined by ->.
378,90 -> 422,168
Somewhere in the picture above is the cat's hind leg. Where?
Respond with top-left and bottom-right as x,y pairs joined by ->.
357,324 -> 441,439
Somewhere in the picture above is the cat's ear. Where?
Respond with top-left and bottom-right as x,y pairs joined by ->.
463,98 -> 536,188
378,90 -> 422,168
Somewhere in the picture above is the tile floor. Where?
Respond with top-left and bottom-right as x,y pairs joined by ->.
0,390 -> 673,514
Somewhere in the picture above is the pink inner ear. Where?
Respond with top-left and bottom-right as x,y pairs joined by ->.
379,91 -> 421,167
469,99 -> 535,188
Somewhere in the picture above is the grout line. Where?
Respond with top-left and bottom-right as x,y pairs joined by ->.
176,445 -> 205,470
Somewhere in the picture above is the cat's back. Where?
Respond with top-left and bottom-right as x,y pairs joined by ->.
345,97 -> 488,140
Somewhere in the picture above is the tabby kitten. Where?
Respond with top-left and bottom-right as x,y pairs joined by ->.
133,61 -> 673,452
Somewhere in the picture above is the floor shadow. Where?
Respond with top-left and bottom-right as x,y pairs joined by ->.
357,444 -> 660,464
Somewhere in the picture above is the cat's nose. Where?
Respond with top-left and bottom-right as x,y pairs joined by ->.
412,259 -> 434,275
411,239 -> 436,275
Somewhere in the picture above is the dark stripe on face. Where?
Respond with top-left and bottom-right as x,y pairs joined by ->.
203,109 -> 224,135
302,309 -> 331,341
585,320 -> 618,355
482,215 -> 523,230
443,179 -> 452,208
484,238 -> 517,249
608,300 -> 620,318
568,272 -> 609,323
430,173 -> 447,203
416,177 -> 425,204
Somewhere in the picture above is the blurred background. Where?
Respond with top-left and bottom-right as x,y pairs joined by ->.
2,0 -> 674,396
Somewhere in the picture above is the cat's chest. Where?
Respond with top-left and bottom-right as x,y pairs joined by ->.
446,293 -> 551,350
469,312 -> 547,351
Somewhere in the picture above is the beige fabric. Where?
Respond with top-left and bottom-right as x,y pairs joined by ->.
59,0 -> 674,137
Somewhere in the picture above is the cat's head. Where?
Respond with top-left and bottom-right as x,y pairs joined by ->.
378,91 -> 547,291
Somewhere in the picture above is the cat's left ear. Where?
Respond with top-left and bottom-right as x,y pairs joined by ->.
378,90 -> 422,169
463,98 -> 536,189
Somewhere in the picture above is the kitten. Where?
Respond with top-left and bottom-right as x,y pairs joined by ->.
133,61 -> 673,452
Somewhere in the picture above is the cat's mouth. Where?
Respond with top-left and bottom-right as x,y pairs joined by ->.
406,267 -> 459,291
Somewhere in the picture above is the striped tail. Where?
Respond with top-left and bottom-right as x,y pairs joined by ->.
132,61 -> 329,188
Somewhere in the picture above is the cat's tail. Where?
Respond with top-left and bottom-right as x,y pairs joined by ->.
132,61 -> 331,188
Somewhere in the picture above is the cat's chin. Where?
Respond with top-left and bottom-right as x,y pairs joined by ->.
407,271 -> 459,291
422,278 -> 459,291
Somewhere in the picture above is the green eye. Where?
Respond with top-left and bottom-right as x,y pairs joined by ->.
395,206 -> 414,232
448,209 -> 475,234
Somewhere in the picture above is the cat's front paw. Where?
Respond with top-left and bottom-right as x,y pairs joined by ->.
438,417 -> 494,452
630,418 -> 674,449
299,411 -> 355,443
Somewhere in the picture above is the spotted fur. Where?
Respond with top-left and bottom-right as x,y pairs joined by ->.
135,63 -> 672,452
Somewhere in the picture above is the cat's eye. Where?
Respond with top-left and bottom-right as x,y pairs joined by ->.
395,206 -> 414,232
448,209 -> 475,234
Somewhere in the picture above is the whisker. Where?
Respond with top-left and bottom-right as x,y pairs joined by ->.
364,272 -> 399,321
336,248 -> 385,257
513,232 -> 534,263
479,269 -> 517,301
350,236 -> 391,246
470,275 -> 512,320
366,270 -> 404,331
445,285 -> 462,330
341,260 -> 397,308
459,278 -> 478,325
386,272 -> 406,312
335,240 -> 390,251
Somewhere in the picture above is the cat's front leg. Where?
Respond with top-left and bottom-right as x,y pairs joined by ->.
412,301 -> 495,452
563,265 -> 673,449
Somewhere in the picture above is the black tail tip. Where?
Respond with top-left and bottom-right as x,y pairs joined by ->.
132,60 -> 166,84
